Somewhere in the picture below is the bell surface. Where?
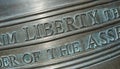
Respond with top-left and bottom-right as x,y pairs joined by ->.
0,0 -> 120,69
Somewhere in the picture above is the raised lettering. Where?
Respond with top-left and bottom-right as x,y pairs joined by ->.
44,23 -> 54,36
87,10 -> 99,25
23,26 -> 34,41
99,31 -> 108,45
64,17 -> 78,32
86,35 -> 99,49
54,20 -> 65,34
22,53 -> 33,64
75,13 -> 87,28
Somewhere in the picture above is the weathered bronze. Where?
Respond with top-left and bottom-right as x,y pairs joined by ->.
0,0 -> 120,69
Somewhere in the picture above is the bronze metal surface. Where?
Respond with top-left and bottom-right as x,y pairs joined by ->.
0,0 -> 120,69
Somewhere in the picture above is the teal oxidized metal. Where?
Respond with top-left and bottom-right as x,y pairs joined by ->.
0,0 -> 120,69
